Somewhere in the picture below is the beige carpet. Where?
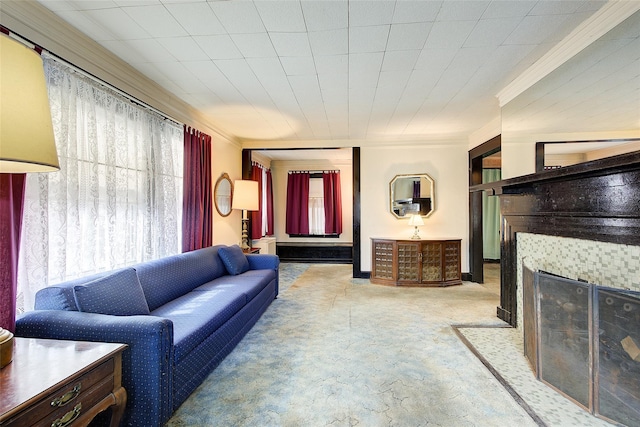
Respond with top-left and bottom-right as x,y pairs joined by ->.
166,264 -> 537,426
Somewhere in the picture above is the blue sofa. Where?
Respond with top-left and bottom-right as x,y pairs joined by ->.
16,245 -> 279,427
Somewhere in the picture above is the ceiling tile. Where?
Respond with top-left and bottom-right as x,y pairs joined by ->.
424,21 -> 475,49
209,1 -> 265,34
164,2 -> 226,36
308,29 -> 348,56
157,37 -> 208,61
246,57 -> 290,90
69,0 -> 119,10
463,18 -> 520,48
124,38 -> 176,62
503,14 -> 569,45
181,60 -> 227,85
300,0 -> 348,31
349,26 -> 389,53
414,48 -> 457,72
121,5 -> 187,38
255,0 -> 306,32
481,1 -> 535,19
349,52 -> 384,88
436,1 -> 490,22
387,23 -> 432,51
382,50 -> 420,72
231,33 -> 277,58
280,56 -> 316,76
56,10 -> 116,41
194,35 -> 243,60
84,8 -> 150,40
270,32 -> 312,57
349,0 -> 395,27
315,55 -> 348,75
392,1 -> 441,24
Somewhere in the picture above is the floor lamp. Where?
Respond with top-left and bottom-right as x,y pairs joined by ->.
1,32 -> 60,366
232,180 -> 259,251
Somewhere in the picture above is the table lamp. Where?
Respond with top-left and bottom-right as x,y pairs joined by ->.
232,180 -> 259,251
408,214 -> 424,239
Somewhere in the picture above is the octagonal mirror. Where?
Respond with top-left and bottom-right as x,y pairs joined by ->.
214,173 -> 233,217
390,173 -> 435,219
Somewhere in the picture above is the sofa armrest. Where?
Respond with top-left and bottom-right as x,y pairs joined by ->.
247,254 -> 280,296
16,310 -> 174,427
246,253 -> 279,271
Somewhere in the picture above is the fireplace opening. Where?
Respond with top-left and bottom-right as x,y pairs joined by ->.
523,267 -> 640,426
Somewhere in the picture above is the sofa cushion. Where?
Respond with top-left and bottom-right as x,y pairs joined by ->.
194,269 -> 276,301
74,268 -> 150,316
135,245 -> 228,311
218,245 -> 249,275
151,288 -> 247,363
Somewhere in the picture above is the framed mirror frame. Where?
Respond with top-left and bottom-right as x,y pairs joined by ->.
389,173 -> 435,219
214,173 -> 233,217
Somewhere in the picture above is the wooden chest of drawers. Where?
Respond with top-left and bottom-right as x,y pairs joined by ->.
371,238 -> 462,286
0,338 -> 126,427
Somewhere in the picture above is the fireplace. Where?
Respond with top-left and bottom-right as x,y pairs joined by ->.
522,266 -> 640,425
469,151 -> 640,425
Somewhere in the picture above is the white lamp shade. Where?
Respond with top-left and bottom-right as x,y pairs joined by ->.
1,33 -> 59,173
408,214 -> 424,226
232,180 -> 259,211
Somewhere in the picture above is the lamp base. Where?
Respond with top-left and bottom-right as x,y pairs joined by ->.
411,226 -> 421,240
240,218 -> 251,251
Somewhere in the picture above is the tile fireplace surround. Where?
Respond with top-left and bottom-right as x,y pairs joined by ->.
516,232 -> 640,330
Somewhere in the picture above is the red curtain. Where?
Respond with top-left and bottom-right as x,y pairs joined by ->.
323,171 -> 343,235
266,169 -> 274,235
250,163 -> 263,240
182,126 -> 212,252
0,174 -> 26,332
286,172 -> 309,235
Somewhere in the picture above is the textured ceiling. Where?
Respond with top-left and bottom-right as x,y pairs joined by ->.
38,0 -> 611,143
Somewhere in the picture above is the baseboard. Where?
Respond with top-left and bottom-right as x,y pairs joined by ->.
462,272 -> 473,281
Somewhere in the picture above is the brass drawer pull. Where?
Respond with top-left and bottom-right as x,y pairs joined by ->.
51,403 -> 81,427
51,384 -> 81,407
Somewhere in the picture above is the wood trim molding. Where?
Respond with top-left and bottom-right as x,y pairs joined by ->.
497,1 -> 640,107
0,1 -> 239,147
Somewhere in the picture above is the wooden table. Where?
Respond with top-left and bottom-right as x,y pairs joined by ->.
0,338 -> 127,427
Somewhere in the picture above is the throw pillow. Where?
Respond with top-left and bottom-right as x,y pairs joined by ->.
218,245 -> 250,275
74,268 -> 150,316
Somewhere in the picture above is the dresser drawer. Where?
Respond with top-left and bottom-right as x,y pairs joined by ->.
3,358 -> 114,427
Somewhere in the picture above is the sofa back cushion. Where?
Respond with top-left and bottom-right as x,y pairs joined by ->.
74,268 -> 151,316
218,245 -> 250,275
34,270 -> 122,311
135,245 -> 228,311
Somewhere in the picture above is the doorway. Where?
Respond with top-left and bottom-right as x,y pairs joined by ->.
468,135 -> 501,285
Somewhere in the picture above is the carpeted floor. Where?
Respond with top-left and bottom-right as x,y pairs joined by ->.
166,263 -> 540,426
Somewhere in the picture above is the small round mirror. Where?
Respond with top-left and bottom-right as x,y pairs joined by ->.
390,173 -> 435,219
214,173 -> 233,217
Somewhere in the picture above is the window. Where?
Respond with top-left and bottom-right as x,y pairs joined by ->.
17,56 -> 183,312
285,171 -> 342,237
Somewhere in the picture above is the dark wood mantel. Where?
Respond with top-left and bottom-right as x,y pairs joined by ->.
470,151 -> 640,326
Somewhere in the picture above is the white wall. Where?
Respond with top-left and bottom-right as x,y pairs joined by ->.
271,159 -> 353,244
212,140 -> 243,246
360,143 -> 469,272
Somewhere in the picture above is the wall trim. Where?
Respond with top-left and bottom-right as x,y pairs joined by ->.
497,1 -> 640,107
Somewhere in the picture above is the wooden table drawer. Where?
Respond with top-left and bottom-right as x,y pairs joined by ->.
3,359 -> 113,427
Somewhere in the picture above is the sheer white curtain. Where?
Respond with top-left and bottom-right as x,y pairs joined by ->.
17,56 -> 183,312
308,178 -> 325,235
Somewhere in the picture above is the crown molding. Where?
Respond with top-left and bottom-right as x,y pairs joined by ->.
0,1 -> 239,148
497,1 -> 640,107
